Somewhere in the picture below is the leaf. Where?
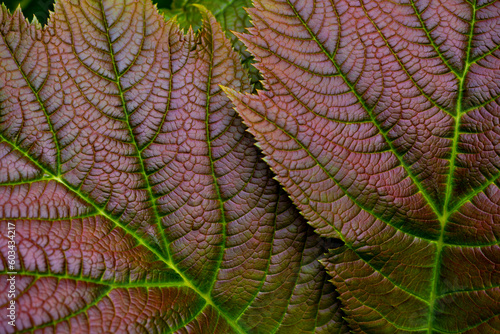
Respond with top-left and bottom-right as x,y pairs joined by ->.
162,0 -> 250,34
161,0 -> 263,90
0,1 -> 347,332
225,0 -> 500,332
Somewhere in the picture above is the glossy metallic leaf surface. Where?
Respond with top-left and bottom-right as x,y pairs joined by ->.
226,0 -> 500,332
0,1 -> 346,332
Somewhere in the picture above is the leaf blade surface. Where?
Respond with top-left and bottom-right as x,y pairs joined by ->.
226,0 -> 500,332
0,1 -> 346,332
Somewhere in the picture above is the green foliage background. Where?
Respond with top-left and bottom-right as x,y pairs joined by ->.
2,0 -> 53,24
2,0 -> 173,24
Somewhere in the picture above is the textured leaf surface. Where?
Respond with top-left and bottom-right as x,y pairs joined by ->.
225,0 -> 500,332
0,1 -> 346,332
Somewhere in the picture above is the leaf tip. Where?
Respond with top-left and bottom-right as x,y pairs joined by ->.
220,85 -> 238,100
192,4 -> 214,27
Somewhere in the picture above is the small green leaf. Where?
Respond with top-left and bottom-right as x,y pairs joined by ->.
161,0 -> 263,90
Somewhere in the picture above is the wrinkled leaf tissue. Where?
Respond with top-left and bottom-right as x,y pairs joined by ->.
0,0 -> 499,333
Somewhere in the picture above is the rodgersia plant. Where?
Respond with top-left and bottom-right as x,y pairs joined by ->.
1,0 -> 499,332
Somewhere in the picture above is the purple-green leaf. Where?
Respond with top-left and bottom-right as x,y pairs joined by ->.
225,0 -> 500,332
0,1 -> 347,332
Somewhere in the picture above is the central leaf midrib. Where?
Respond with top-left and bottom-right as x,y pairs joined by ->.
426,2 -> 477,332
89,4 -> 245,333
201,26 -> 229,293
12,272 -> 186,287
99,0 -> 170,257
